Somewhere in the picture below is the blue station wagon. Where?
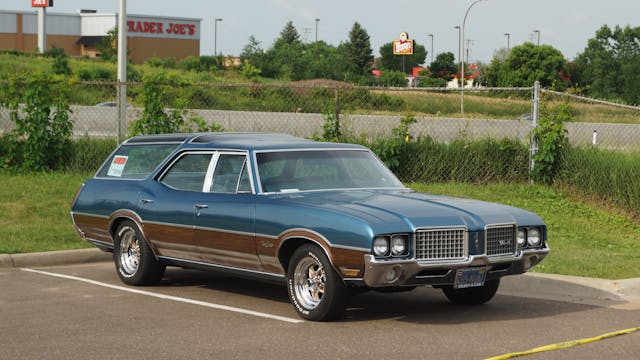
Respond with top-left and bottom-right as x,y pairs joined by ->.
71,132 -> 549,321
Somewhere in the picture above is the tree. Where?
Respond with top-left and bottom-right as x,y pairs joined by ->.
275,21 -> 302,47
428,52 -> 457,80
573,25 -> 640,104
300,41 -> 345,80
378,40 -> 427,74
485,42 -> 568,90
98,27 -> 118,62
341,22 -> 374,76
260,21 -> 306,80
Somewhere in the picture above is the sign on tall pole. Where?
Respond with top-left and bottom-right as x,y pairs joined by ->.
32,0 -> 53,53
393,32 -> 413,74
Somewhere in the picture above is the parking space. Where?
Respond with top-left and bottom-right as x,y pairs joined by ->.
2,262 -> 639,359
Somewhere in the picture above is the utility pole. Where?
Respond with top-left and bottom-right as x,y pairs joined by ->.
117,0 -> 127,144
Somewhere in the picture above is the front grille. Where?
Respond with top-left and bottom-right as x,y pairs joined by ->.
415,228 -> 467,261
486,225 -> 517,256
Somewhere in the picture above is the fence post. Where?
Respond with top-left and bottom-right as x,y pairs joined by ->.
530,81 -> 540,183
334,87 -> 340,123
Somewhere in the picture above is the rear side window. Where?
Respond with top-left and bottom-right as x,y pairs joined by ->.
96,144 -> 177,179
161,153 -> 213,191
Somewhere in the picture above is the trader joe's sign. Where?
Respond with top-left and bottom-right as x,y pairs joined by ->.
393,32 -> 413,55
125,17 -> 200,39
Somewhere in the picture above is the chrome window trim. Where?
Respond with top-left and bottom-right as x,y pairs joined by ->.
156,150 -> 256,195
207,151 -> 255,195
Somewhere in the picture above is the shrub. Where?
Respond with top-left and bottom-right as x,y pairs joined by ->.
531,102 -> 572,184
3,73 -> 73,171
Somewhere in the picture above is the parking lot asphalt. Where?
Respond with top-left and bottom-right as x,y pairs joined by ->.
2,248 -> 640,306
2,258 -> 640,359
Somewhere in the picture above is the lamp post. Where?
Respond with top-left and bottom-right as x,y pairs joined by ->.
428,33 -> 434,65
460,0 -> 487,114
504,32 -> 510,52
315,18 -> 320,42
214,18 -> 223,55
533,29 -> 540,45
454,26 -> 461,89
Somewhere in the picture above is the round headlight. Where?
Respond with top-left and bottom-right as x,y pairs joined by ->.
373,237 -> 389,257
517,229 -> 527,247
527,228 -> 541,247
391,235 -> 407,256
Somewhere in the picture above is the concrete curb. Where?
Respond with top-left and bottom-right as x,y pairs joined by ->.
0,248 -> 111,269
501,272 -> 640,305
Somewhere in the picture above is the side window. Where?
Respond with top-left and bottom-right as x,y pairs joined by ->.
160,153 -> 212,191
210,154 -> 249,193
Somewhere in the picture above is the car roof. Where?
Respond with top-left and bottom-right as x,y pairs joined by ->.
123,132 -> 366,151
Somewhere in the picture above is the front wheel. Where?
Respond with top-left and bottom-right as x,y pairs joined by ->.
113,220 -> 165,286
441,279 -> 500,305
286,244 -> 348,321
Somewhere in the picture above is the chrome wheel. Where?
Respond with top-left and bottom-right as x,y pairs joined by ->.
293,256 -> 326,310
118,226 -> 140,277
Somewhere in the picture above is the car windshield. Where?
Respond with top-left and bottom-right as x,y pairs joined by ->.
256,150 -> 404,193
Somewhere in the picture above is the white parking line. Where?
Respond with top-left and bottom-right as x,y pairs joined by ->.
21,268 -> 303,324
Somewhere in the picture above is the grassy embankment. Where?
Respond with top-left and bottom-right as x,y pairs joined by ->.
1,173 -> 638,280
1,53 -> 639,124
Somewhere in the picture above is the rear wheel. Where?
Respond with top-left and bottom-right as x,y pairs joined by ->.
286,244 -> 348,321
114,220 -> 165,286
441,279 -> 500,305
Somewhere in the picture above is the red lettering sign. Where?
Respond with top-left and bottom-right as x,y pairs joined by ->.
32,0 -> 51,7
125,20 -> 196,37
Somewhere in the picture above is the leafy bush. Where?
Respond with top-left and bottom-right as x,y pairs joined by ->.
76,65 -> 115,81
376,70 -> 408,87
531,102 -> 572,184
2,73 -> 73,171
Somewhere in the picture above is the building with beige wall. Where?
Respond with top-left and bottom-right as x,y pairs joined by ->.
0,10 -> 201,63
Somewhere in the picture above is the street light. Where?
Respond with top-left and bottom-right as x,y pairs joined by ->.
533,29 -> 540,45
460,0 -> 487,114
214,18 -> 223,55
428,33 -> 434,65
454,26 -> 461,89
504,32 -> 510,52
315,18 -> 320,42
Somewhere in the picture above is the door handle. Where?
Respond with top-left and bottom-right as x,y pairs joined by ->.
195,204 -> 209,209
140,198 -> 154,204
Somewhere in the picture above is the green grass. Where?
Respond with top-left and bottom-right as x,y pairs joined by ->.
1,172 -> 639,280
409,183 -> 640,280
0,173 -> 92,253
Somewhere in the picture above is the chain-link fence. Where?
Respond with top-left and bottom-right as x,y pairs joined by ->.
1,81 -> 639,200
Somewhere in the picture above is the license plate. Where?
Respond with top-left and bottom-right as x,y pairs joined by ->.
453,267 -> 487,289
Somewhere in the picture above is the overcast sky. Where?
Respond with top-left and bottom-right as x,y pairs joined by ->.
5,0 -> 640,63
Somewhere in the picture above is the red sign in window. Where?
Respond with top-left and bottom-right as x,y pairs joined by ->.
32,0 -> 53,7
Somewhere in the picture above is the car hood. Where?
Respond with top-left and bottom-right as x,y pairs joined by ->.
268,189 -> 544,232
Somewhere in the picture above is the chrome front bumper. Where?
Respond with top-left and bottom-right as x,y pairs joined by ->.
361,245 -> 550,288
